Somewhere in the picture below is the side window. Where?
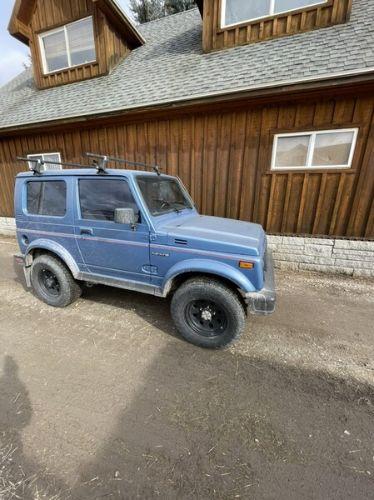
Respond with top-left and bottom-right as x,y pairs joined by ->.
27,181 -> 67,216
222,0 -> 328,27
39,16 -> 96,74
79,179 -> 139,222
271,128 -> 358,170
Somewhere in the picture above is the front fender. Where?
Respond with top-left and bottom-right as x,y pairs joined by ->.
162,258 -> 256,295
25,238 -> 80,278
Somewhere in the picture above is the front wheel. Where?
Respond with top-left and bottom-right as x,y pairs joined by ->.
171,277 -> 246,348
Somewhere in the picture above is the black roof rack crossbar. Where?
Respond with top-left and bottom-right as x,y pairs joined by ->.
17,156 -> 85,174
85,152 -> 162,176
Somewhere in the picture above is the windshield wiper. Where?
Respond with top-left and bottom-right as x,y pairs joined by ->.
169,202 -> 188,213
153,198 -> 184,213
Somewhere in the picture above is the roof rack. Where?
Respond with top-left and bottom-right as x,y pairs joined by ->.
17,156 -> 85,175
17,153 -> 163,176
85,152 -> 162,176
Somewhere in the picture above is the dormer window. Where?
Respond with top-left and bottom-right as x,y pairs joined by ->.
39,17 -> 96,74
221,0 -> 328,28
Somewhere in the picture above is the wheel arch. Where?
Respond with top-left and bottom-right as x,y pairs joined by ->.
25,239 -> 80,278
162,259 -> 256,298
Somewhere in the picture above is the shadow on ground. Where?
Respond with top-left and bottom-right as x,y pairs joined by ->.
82,284 -> 179,340
0,356 -> 68,499
2,254 -> 374,499
71,344 -> 374,499
3,343 -> 373,499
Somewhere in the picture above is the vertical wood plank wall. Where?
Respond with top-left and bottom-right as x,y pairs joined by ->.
202,0 -> 352,52
29,0 -> 131,89
0,94 -> 373,238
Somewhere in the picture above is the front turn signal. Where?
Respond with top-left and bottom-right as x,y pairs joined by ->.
239,261 -> 254,269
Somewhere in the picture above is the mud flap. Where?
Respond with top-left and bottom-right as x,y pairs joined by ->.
13,254 -> 31,291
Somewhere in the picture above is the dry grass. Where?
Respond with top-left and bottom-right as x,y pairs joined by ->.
0,443 -> 63,500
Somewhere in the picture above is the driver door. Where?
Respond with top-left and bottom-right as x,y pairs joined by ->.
74,177 -> 150,284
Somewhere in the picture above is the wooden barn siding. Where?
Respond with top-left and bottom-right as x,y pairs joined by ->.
203,0 -> 352,51
29,0 -> 131,89
0,94 -> 373,238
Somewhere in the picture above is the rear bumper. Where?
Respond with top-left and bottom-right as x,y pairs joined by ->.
243,251 -> 276,315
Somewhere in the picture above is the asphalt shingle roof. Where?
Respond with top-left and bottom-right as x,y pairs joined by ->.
0,0 -> 373,130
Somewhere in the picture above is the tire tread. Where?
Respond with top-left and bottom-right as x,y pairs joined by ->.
171,277 -> 245,348
31,254 -> 81,307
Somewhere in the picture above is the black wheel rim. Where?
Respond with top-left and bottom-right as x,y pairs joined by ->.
39,268 -> 61,297
185,299 -> 228,338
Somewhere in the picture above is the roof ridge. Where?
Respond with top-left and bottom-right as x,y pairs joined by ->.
0,0 -> 372,131
139,6 -> 198,28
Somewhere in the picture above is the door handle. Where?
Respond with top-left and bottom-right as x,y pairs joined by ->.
80,228 -> 93,235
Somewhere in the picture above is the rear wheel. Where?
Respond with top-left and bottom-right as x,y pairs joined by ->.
31,254 -> 81,307
171,277 -> 245,348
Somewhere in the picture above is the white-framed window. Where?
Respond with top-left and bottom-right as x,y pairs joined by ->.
271,129 -> 359,171
27,153 -> 62,171
38,16 -> 96,74
221,0 -> 328,28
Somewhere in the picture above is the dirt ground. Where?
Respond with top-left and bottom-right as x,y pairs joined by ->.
0,235 -> 373,500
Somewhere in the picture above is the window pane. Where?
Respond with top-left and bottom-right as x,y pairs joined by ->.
27,181 -> 66,217
27,182 -> 42,214
224,0 -> 271,25
42,30 -> 68,72
137,176 -> 193,216
27,155 -> 43,171
312,131 -> 354,167
275,0 -> 325,13
67,18 -> 96,67
43,154 -> 62,171
274,135 -> 310,168
79,180 -> 138,221
28,154 -> 61,171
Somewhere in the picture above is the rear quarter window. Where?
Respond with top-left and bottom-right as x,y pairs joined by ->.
26,180 -> 67,217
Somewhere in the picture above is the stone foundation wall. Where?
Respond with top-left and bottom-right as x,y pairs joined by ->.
0,217 -> 16,237
268,235 -> 374,278
0,218 -> 373,278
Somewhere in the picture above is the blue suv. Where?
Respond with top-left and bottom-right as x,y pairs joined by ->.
14,155 -> 276,348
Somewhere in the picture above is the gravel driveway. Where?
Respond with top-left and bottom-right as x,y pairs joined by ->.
0,236 -> 373,499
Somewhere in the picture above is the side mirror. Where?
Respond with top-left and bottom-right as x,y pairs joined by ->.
114,208 -> 137,228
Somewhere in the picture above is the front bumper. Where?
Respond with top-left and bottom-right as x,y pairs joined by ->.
243,251 -> 276,315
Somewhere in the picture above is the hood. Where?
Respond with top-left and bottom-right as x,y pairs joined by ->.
161,214 -> 266,257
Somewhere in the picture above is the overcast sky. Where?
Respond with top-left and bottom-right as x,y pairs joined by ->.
0,0 -> 132,87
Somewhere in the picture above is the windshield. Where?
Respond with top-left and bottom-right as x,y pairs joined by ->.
137,176 -> 193,216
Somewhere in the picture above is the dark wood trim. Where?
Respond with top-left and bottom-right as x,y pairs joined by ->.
34,11 -> 93,34
9,0 -> 137,90
203,0 -> 352,52
39,62 -> 100,79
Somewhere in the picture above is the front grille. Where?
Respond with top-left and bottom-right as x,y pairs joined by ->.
175,238 -> 188,245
